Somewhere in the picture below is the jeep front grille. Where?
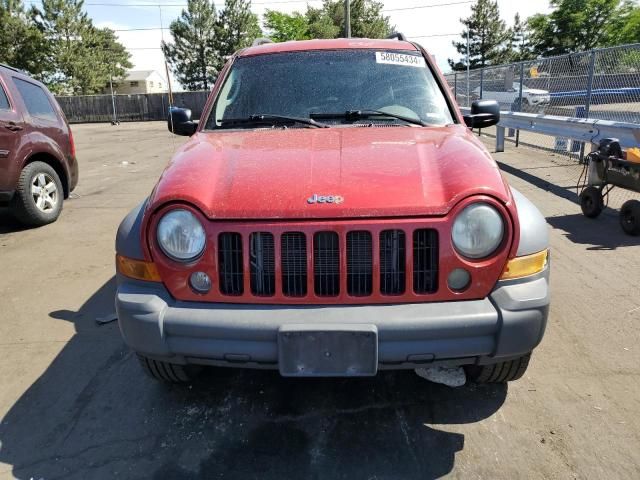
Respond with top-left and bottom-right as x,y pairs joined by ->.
250,232 -> 275,296
413,229 -> 439,294
213,226 -> 438,301
218,232 -> 243,295
346,231 -> 373,296
380,230 -> 406,295
281,232 -> 307,297
314,231 -> 340,296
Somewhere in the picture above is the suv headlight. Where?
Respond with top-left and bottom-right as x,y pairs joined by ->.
452,203 -> 504,259
157,209 -> 206,262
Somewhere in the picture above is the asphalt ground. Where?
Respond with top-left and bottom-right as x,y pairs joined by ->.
1,122 -> 639,479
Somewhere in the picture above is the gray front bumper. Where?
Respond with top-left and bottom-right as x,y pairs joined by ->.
115,269 -> 549,371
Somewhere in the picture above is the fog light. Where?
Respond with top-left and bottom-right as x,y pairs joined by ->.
448,268 -> 470,291
190,271 -> 211,293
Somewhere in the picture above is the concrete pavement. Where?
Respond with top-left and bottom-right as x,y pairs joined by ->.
0,122 -> 639,479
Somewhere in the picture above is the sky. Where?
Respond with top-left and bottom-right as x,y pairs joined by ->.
64,0 -> 553,90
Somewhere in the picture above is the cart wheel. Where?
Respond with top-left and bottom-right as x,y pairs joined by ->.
580,186 -> 604,218
620,200 -> 640,236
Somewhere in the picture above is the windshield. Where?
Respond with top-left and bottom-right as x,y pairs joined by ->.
206,49 -> 455,129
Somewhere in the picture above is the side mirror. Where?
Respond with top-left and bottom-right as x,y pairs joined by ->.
463,100 -> 500,129
168,107 -> 197,136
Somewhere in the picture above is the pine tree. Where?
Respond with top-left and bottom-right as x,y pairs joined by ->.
305,5 -> 341,39
264,1 -> 392,44
35,0 -> 130,94
215,0 -> 262,60
37,0 -> 93,93
348,0 -> 393,39
448,0 -> 510,71
0,0 -> 48,75
508,13 -> 535,62
162,0 -> 219,91
86,28 -> 131,94
305,0 -> 392,39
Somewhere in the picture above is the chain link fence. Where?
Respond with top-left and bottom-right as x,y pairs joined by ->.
445,43 -> 640,212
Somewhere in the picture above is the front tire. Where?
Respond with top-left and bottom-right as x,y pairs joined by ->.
465,353 -> 531,383
620,200 -> 640,235
137,354 -> 200,383
11,161 -> 63,226
580,186 -> 604,218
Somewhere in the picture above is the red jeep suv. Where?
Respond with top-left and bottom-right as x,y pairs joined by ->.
0,64 -> 78,226
115,38 -> 550,384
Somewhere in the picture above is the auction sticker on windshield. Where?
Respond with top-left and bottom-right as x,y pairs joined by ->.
375,52 -> 426,68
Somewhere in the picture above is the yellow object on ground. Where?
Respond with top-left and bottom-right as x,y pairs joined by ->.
628,148 -> 640,163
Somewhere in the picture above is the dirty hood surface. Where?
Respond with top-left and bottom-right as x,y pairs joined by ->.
150,125 -> 510,219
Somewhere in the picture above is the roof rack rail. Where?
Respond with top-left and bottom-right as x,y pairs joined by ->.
387,32 -> 408,41
252,38 -> 274,47
0,63 -> 22,73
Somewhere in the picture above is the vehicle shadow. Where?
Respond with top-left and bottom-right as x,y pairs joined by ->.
0,277 -> 507,480
547,213 -> 639,250
0,209 -> 29,234
497,160 -> 579,204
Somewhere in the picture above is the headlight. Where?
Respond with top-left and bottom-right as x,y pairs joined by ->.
452,203 -> 504,259
157,209 -> 206,262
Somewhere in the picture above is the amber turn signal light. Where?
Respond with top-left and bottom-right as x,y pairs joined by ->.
116,254 -> 161,282
500,249 -> 548,280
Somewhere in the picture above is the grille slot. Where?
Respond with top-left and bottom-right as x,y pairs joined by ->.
347,231 -> 372,296
250,232 -> 275,296
413,229 -> 438,294
314,231 -> 340,296
281,232 -> 307,297
218,232 -> 244,295
380,230 -> 406,295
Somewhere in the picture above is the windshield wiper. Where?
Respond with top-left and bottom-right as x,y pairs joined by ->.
218,114 -> 328,129
310,110 -> 428,127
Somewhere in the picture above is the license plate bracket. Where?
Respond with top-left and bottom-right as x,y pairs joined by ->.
278,324 -> 378,377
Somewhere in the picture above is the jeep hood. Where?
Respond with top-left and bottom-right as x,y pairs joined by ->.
149,125 -> 511,219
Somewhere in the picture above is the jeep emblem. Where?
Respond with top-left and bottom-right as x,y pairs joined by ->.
307,194 -> 344,204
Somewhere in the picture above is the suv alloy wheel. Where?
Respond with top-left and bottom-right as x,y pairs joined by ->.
11,161 -> 63,226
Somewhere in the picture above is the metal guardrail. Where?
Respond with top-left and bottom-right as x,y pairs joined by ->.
460,107 -> 640,153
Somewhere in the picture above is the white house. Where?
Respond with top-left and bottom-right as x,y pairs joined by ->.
109,70 -> 167,94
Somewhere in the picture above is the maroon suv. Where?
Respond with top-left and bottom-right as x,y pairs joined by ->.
0,64 -> 78,226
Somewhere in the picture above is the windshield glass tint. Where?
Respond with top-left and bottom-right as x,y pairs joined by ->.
207,49 -> 454,128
